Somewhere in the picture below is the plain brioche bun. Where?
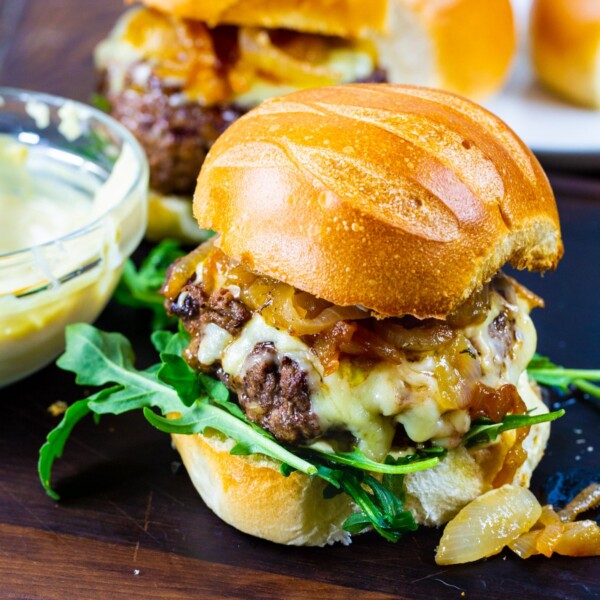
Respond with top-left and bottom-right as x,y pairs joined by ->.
136,0 -> 515,99
172,375 -> 549,545
376,0 -> 516,100
530,0 -> 600,108
194,84 -> 563,319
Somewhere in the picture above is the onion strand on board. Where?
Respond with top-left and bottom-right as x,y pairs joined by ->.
437,483 -> 600,564
436,485 -> 542,565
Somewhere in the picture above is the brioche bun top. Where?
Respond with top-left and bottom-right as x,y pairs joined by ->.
193,84 -> 563,319
135,0 -> 388,37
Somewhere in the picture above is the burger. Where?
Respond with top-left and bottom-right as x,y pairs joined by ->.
157,84 -> 564,545
94,0 -> 517,241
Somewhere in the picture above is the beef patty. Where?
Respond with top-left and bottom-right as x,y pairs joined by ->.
167,282 -> 320,444
100,70 -> 246,196
237,342 -> 320,444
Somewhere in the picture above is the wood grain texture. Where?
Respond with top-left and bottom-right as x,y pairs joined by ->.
0,0 -> 122,100
1,1 -> 600,599
1,523 -> 400,600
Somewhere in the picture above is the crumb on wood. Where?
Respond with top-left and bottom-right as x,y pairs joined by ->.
47,400 -> 68,417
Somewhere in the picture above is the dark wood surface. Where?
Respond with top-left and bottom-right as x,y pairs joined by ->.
1,2 -> 600,598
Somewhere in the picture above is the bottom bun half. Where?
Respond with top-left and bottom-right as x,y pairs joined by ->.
172,374 -> 549,546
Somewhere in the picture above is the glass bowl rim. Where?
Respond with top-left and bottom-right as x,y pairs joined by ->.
0,86 -> 148,260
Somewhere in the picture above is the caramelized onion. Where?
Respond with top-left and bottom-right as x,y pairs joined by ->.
373,320 -> 455,352
237,27 -> 342,87
558,483 -> 600,523
509,485 -> 600,558
124,9 -> 230,103
467,383 -> 529,487
441,482 -> 600,564
312,321 -> 358,376
447,284 -> 491,328
339,326 -> 404,364
509,530 -> 541,559
553,521 -> 600,556
469,382 -> 527,423
436,485 -> 542,565
161,238 -> 215,301
535,506 -> 564,557
242,278 -> 370,335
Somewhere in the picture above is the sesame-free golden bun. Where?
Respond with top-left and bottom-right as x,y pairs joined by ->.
172,376 -> 550,545
531,0 -> 600,109
193,84 -> 563,320
376,0 -> 516,100
135,0 -> 515,100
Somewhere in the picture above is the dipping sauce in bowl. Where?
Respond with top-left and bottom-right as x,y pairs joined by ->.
0,88 -> 148,387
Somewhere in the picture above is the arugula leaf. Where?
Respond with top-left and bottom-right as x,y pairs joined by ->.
39,324 -> 434,542
142,403 -> 315,475
527,353 -> 600,398
56,324 -> 182,414
90,93 -> 111,112
330,469 -> 417,542
301,447 -> 442,475
157,353 -> 201,407
39,397 -> 93,500
113,240 -> 186,330
40,325 -> 318,498
464,408 -> 565,447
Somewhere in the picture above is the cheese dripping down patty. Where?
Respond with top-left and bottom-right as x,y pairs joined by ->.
95,6 -> 377,106
167,252 -> 540,462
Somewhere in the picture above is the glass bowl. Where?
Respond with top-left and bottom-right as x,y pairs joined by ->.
0,88 -> 148,387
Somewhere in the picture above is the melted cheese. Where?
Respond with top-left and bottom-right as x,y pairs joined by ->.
221,314 -> 321,389
188,281 -> 538,460
198,323 -> 233,365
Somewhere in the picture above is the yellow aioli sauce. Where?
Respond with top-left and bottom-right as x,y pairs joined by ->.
0,139 -> 91,254
0,130 -> 144,387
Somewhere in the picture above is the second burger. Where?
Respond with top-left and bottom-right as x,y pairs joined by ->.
95,0 -> 517,240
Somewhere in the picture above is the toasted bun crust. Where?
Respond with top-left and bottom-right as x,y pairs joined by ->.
531,0 -> 600,108
194,84 -> 562,319
172,376 -> 549,545
377,0 -> 516,100
135,0 -> 388,37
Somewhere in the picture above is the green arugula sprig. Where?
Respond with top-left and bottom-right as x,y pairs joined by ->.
113,240 -> 186,330
301,446 -> 443,475
463,409 -> 565,447
39,324 -> 443,541
325,468 -> 417,542
39,326 -> 578,540
527,353 -> 600,399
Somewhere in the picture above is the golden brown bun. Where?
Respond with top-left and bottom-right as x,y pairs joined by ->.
172,376 -> 549,545
530,0 -> 600,108
378,0 -> 516,100
135,0 -> 388,37
172,431 -> 356,546
194,84 -> 563,319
